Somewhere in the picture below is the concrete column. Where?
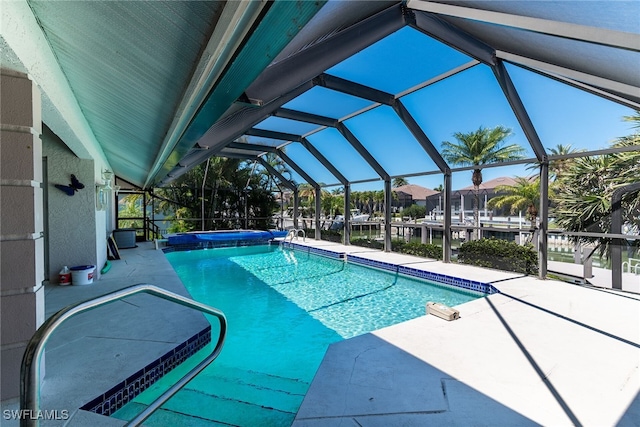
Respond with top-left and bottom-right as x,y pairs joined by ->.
1,71 -> 45,401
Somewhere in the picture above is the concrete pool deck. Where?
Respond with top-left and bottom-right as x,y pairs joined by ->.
1,242 -> 209,427
2,239 -> 639,426
289,239 -> 640,426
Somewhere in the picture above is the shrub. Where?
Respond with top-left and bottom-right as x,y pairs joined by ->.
351,238 -> 384,249
395,241 -> 442,260
351,238 -> 442,260
304,228 -> 343,243
458,238 -> 538,275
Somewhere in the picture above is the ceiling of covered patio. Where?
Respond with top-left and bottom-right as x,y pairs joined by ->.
4,1 -> 639,189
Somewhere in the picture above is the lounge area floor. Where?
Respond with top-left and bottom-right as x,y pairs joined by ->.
3,240 -> 639,426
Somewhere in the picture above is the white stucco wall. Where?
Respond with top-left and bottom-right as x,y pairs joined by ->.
42,126 -> 109,283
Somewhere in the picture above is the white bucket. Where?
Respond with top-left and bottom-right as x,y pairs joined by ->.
71,265 -> 95,285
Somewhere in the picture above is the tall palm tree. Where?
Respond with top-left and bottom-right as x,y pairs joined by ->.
441,126 -> 525,238
297,183 -> 315,204
392,177 -> 408,187
259,152 -> 292,192
351,191 -> 362,212
362,190 -> 374,214
374,190 -> 385,213
547,144 -> 583,180
487,177 -> 541,223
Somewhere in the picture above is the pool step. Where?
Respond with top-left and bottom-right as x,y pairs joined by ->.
113,366 -> 308,426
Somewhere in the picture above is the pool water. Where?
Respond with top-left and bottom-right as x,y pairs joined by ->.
113,245 -> 484,426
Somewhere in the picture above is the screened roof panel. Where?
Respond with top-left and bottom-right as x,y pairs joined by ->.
505,63 -> 637,152
280,143 -> 337,186
326,26 -> 473,95
242,134 -> 290,148
282,86 -> 373,119
351,181 -> 384,193
343,105 -> 440,176
306,128 -> 379,182
445,17 -> 640,89
402,64 -> 535,159
254,116 -> 321,135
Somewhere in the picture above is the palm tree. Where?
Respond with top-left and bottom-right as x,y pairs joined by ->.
259,152 -> 292,192
487,177 -> 541,223
374,190 -> 385,214
547,144 -> 583,180
351,191 -> 362,212
298,183 -> 315,205
362,191 -> 374,214
392,177 -> 408,187
441,126 -> 525,238
552,120 -> 640,259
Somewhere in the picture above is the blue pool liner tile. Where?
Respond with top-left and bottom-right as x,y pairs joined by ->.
346,254 -> 498,295
278,244 -> 498,295
81,325 -> 212,417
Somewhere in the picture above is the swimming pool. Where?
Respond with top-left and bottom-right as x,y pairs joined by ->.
113,244 -> 485,425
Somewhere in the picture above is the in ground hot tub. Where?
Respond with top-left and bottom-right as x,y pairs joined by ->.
166,230 -> 288,251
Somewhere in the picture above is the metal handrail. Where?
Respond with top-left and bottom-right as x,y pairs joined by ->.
20,284 -> 227,427
285,228 -> 306,243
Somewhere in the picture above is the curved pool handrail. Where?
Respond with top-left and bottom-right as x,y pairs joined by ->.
20,284 -> 227,427
285,228 -> 306,244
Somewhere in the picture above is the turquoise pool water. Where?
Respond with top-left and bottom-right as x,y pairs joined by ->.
113,245 -> 484,426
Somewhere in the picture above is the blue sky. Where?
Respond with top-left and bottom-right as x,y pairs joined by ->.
254,26 -> 636,192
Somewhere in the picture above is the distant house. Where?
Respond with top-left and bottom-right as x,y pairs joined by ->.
421,176 -> 526,219
393,184 -> 439,211
454,176 -> 522,218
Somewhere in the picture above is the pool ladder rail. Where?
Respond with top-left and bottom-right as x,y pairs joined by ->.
19,284 -> 227,427
285,228 -> 306,243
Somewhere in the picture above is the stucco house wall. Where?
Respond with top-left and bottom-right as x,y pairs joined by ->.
42,125 -> 108,283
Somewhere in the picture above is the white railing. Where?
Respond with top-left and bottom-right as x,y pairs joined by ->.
622,258 -> 640,275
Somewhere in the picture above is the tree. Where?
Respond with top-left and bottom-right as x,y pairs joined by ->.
547,144 -> 583,180
322,192 -> 343,217
298,183 -> 316,209
155,158 -> 278,232
118,194 -> 144,229
441,126 -> 525,238
259,152 -> 292,192
392,177 -> 408,187
403,204 -> 426,220
487,177 -> 541,223
351,191 -> 362,212
552,114 -> 640,259
527,143 -> 584,181
374,190 -> 385,214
